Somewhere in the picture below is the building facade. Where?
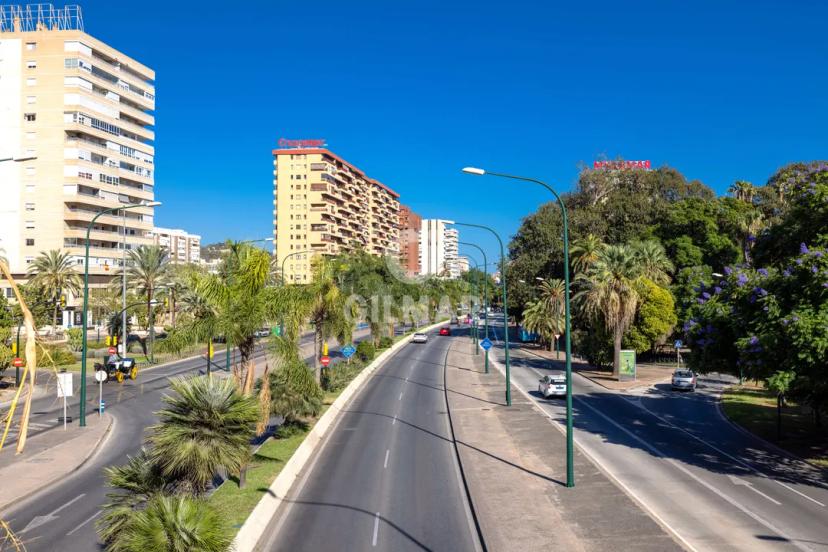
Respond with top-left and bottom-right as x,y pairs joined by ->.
273,146 -> 400,283
0,5 -> 156,289
149,227 -> 201,264
419,219 -> 459,278
398,204 -> 421,277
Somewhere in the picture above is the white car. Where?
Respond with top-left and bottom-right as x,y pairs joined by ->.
671,369 -> 697,391
538,371 -> 567,398
412,332 -> 428,344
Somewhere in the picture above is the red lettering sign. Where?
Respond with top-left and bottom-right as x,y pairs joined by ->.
593,160 -> 652,170
278,138 -> 327,148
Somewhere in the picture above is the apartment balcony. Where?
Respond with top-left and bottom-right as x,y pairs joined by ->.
71,85 -> 155,127
65,226 -> 153,245
63,206 -> 152,229
63,185 -> 155,215
65,138 -> 153,170
65,121 -> 154,156
67,67 -> 155,112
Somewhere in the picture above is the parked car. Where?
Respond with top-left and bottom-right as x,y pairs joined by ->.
450,315 -> 459,325
412,332 -> 428,344
254,328 -> 271,338
439,327 -> 451,336
538,371 -> 567,398
671,369 -> 697,391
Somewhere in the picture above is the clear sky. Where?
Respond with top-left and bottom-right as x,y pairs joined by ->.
82,0 -> 827,263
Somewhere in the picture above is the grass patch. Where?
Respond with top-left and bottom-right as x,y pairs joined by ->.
722,385 -> 828,469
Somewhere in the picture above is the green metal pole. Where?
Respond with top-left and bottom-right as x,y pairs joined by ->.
226,342 -> 231,373
460,243 -> 489,373
15,318 -> 21,386
471,171 -> 574,486
455,223 -> 510,405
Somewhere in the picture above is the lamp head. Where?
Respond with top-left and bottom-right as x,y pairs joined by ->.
462,167 -> 486,176
145,201 -> 162,207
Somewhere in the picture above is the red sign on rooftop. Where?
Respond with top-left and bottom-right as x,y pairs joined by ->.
278,138 -> 326,148
594,160 -> 651,170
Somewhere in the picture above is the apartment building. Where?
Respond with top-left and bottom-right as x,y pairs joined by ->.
419,219 -> 460,278
0,5 -> 156,298
273,144 -> 400,283
398,205 -> 421,277
150,227 -> 201,264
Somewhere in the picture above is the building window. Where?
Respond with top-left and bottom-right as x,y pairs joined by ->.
4,288 -> 13,298
78,171 -> 92,180
26,42 -> 36,50
25,256 -> 34,264
24,113 -> 36,121
26,60 -> 37,69
26,95 -> 36,104
64,58 -> 79,69
25,203 -> 35,211
25,221 -> 35,230
26,238 -> 35,246
26,78 -> 36,86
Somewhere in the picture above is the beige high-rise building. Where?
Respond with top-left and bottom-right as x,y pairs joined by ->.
149,227 -> 201,264
273,144 -> 400,283
0,5 -> 156,299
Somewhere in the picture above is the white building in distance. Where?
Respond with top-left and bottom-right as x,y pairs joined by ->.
419,219 -> 459,278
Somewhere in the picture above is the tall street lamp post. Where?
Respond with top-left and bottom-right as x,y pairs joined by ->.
461,256 -> 481,352
450,221 -> 511,406
463,166 -> 575,488
460,242 -> 489,372
80,201 -> 161,427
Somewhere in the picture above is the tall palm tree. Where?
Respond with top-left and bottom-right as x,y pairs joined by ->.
308,257 -> 352,382
574,244 -> 643,378
570,234 -> 605,273
117,495 -> 232,552
125,245 -> 169,330
729,180 -> 756,203
521,278 -> 565,350
148,376 -> 259,495
26,249 -> 82,332
630,240 -> 674,285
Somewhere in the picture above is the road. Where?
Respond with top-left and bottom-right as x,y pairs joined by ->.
0,329 -> 368,551
486,320 -> 828,552
258,328 -> 481,552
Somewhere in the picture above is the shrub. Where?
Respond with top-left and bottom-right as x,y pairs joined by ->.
378,336 -> 393,349
41,346 -> 76,366
322,358 -> 364,392
66,327 -> 83,352
356,341 -> 375,363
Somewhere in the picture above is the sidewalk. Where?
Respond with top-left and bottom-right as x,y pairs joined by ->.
0,411 -> 113,513
444,337 -> 681,551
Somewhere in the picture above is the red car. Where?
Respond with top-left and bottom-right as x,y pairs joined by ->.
439,327 -> 451,336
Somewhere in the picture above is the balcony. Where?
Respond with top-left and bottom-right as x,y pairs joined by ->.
65,120 -> 154,156
63,206 -> 151,228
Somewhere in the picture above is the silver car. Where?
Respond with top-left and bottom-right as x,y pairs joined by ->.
538,371 -> 567,398
671,369 -> 697,391
412,332 -> 428,344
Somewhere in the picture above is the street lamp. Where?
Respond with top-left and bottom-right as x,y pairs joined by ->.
459,255 -> 481,352
448,221 -> 512,406
80,201 -> 161,428
460,242 -> 490,371
462,166 -> 575,488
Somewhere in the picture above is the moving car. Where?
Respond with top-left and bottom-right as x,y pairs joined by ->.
538,371 -> 567,398
412,332 -> 428,344
671,369 -> 697,391
439,327 -> 451,336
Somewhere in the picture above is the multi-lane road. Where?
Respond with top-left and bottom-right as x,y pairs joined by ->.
486,321 -> 828,552
258,329 -> 482,551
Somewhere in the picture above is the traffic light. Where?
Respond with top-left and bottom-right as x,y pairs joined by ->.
163,297 -> 169,308
106,335 -> 111,346
59,295 -> 66,308
113,335 -> 118,346
208,342 -> 214,359
11,342 -> 17,355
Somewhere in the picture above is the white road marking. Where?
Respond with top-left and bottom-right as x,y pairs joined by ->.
66,510 -> 101,536
728,475 -> 782,505
372,512 -> 380,546
398,392 -> 403,401
392,415 -> 397,425
20,494 -> 85,534
384,449 -> 390,469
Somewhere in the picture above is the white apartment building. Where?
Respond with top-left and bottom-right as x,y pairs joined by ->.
0,5 -> 156,308
149,227 -> 201,264
419,219 -> 460,278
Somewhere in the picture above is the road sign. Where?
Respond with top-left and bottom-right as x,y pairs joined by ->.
108,346 -> 117,355
272,326 -> 281,336
342,345 -> 356,359
12,357 -> 23,368
320,355 -> 331,367
57,372 -> 73,397
674,339 -> 683,349
619,350 -> 636,381
480,338 -> 492,351
95,370 -> 108,383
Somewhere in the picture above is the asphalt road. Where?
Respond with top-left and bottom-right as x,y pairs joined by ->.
258,328 -> 481,552
0,329 -> 367,551
486,321 -> 828,552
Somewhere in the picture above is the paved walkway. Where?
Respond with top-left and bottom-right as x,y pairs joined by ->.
444,336 -> 681,551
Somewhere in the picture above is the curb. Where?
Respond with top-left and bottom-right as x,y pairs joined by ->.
0,412 -> 114,514
232,320 -> 450,552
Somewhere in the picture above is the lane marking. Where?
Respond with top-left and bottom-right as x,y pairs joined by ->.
384,449 -> 390,469
20,493 -> 85,534
66,510 -> 101,536
372,512 -> 380,546
728,475 -> 782,505
392,415 -> 396,425
398,392 -> 403,401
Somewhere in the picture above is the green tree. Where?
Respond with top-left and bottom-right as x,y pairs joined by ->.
148,376 -> 259,495
266,357 -> 324,425
26,249 -> 82,332
124,245 -> 170,331
575,244 -> 642,377
631,240 -> 674,285
308,256 -> 353,381
623,278 -> 677,354
570,234 -> 604,273
766,370 -> 796,440
116,495 -> 231,552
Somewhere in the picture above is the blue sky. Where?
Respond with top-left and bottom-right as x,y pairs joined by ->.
83,0 -> 827,263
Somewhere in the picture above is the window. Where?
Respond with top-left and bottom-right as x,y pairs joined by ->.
64,58 -> 78,69
25,203 -> 35,211
26,239 -> 35,246
26,78 -> 36,86
26,95 -> 36,104
4,288 -> 13,299
78,171 -> 92,180
26,60 -> 36,69
26,42 -> 36,50
25,256 -> 34,265
24,113 -> 36,121
25,221 -> 35,230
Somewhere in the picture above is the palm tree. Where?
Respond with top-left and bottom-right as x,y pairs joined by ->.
729,180 -> 756,203
117,495 -> 232,552
26,249 -> 82,333
570,234 -> 605,273
308,257 -> 352,382
575,244 -> 643,378
630,240 -> 674,284
148,376 -> 259,494
266,356 -> 324,426
521,278 -> 565,350
125,245 -> 169,331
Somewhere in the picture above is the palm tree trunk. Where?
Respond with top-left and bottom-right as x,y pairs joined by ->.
52,302 -> 58,337
314,329 -> 323,383
171,290 -> 176,328
613,330 -> 622,379
239,338 -> 256,394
